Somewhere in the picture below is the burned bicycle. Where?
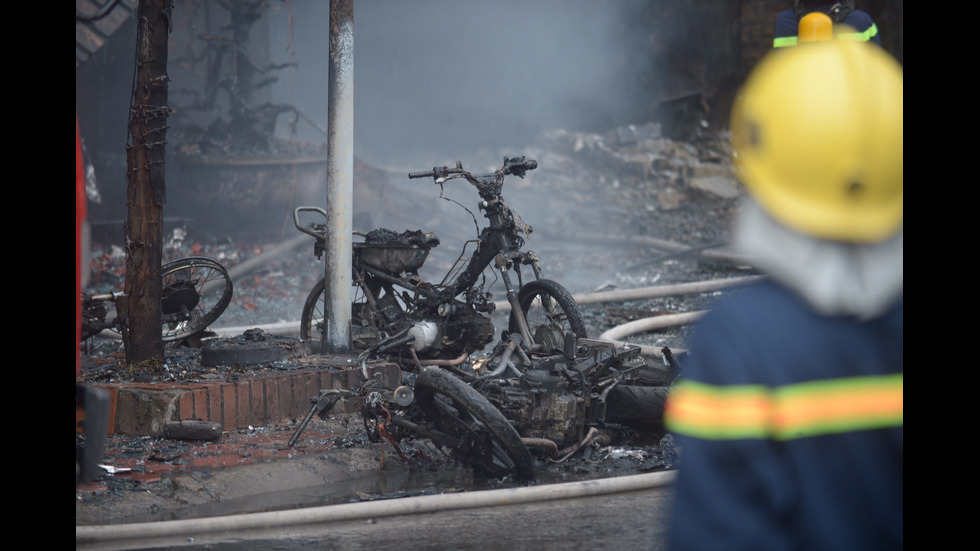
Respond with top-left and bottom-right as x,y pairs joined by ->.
80,256 -> 233,343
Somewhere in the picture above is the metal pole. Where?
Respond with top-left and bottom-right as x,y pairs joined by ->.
323,0 -> 354,353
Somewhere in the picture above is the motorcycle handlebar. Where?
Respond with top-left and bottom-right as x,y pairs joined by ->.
502,156 -> 537,178
408,166 -> 459,180
407,156 -> 538,181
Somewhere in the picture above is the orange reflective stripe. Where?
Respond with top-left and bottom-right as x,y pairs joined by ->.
665,374 -> 903,441
773,375 -> 903,439
665,381 -> 772,439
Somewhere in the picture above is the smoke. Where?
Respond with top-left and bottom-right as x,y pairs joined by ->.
269,0 -> 653,166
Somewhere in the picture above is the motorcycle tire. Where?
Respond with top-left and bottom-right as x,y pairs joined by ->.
604,384 -> 671,426
415,368 -> 536,481
510,279 -> 588,351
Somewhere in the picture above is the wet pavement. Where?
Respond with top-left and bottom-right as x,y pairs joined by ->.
76,369 -> 678,528
77,421 -> 363,490
75,406 -> 428,526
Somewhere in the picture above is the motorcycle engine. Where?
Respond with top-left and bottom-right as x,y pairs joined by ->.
476,341 -> 649,449
407,303 -> 495,358
444,303 -> 495,352
478,365 -> 589,449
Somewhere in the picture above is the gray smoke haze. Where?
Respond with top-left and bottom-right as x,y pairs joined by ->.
79,0 -> 684,246
266,0 -> 653,167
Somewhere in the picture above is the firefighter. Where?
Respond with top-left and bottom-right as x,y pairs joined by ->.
773,1 -> 881,48
664,40 -> 902,551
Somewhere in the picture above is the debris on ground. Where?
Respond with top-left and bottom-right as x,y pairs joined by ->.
77,124 -> 751,523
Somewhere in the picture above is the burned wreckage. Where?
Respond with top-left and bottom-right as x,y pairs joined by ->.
289,156 -> 676,480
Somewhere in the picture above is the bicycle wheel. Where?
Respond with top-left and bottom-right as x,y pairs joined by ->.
80,295 -> 112,341
509,279 -> 588,352
300,277 -> 326,347
415,368 -> 535,480
302,276 -> 399,352
160,257 -> 233,342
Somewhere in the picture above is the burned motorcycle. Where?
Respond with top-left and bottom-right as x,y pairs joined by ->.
473,336 -> 674,459
290,156 -> 674,480
289,333 -> 676,481
294,156 -> 586,366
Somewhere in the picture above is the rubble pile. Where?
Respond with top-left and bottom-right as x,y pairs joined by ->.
522,122 -> 742,246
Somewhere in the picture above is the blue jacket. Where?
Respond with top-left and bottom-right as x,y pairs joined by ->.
665,279 -> 903,551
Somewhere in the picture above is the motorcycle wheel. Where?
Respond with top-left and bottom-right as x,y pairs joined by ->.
510,279 -> 588,352
415,368 -> 535,481
604,384 -> 671,426
160,257 -> 233,342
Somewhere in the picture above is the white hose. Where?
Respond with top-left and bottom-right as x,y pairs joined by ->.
573,275 -> 763,306
598,310 -> 707,342
204,276 -> 764,355
593,310 -> 709,358
493,275 -> 763,357
492,275 -> 762,312
76,470 -> 676,545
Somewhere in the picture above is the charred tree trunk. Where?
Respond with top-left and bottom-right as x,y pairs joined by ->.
123,0 -> 172,363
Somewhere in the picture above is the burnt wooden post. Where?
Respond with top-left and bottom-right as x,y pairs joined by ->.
123,0 -> 172,363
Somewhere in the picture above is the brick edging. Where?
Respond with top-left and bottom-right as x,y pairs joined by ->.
81,364 -> 400,437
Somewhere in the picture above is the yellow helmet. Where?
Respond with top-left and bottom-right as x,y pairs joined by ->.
798,12 -> 833,43
730,40 -> 903,243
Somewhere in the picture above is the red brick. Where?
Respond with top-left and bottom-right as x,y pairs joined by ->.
309,371 -> 323,396
221,383 -> 236,429
190,455 -> 245,468
143,462 -> 181,475
109,458 -> 140,470
278,376 -> 296,422
207,384 -> 222,425
303,371 -> 319,394
264,378 -> 282,424
105,386 -> 119,435
236,381 -> 251,429
250,381 -> 266,427
75,481 -> 107,494
290,374 -> 308,420
251,449 -> 282,461
341,369 -> 361,413
191,387 -> 208,421
292,373 -> 315,419
321,370 -> 337,390
178,392 -> 194,420
116,471 -> 163,485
